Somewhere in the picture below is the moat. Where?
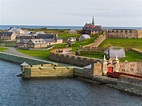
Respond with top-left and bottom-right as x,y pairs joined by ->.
0,60 -> 141,106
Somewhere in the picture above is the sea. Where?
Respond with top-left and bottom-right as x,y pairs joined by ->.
0,60 -> 142,106
0,25 -> 142,30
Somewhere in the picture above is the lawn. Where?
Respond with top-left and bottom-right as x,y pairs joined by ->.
119,51 -> 142,62
99,38 -> 142,50
58,33 -> 80,40
80,51 -> 104,59
80,50 -> 142,62
17,49 -> 51,60
72,37 -> 96,51
0,47 -> 8,52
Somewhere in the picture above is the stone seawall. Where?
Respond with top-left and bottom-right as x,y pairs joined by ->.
74,69 -> 142,96
49,52 -> 102,67
22,64 -> 74,78
0,52 -> 47,65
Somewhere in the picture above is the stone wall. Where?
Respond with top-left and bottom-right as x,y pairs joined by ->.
49,52 -> 101,67
137,30 -> 142,38
22,64 -> 74,78
79,34 -> 106,51
119,62 -> 142,76
91,34 -> 106,47
131,48 -> 142,55
119,75 -> 142,85
105,29 -> 138,38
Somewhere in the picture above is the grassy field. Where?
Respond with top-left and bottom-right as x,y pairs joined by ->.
80,51 -> 142,62
80,51 -> 104,59
17,49 -> 51,60
0,47 -> 8,52
99,38 -> 142,50
80,37 -> 142,61
58,33 -> 80,40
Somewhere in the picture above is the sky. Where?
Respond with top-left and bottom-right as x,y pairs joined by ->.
0,0 -> 142,27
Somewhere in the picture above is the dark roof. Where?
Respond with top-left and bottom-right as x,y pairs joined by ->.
16,36 -> 33,39
0,32 -> 13,36
82,23 -> 103,34
36,34 -> 56,39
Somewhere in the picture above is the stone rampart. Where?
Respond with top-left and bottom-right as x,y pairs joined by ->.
22,64 -> 74,78
106,29 -> 138,38
137,30 -> 142,38
119,62 -> 142,76
131,48 -> 142,55
49,52 -> 101,67
92,34 -> 106,47
79,34 -> 106,51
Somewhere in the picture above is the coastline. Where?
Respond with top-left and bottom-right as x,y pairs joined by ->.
0,25 -> 142,30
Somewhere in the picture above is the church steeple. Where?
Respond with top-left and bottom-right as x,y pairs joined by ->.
92,16 -> 94,25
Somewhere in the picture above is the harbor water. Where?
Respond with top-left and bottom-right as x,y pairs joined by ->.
0,60 -> 141,106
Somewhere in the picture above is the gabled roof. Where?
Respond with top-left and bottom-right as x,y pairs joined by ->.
17,39 -> 30,44
16,35 -> 33,39
105,47 -> 125,58
0,32 -> 13,36
28,39 -> 46,44
36,34 -> 56,39
81,34 -> 91,39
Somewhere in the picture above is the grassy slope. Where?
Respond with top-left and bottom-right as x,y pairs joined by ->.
0,47 -> 8,52
99,38 -> 142,50
58,33 -> 80,40
17,49 -> 50,60
93,38 -> 142,62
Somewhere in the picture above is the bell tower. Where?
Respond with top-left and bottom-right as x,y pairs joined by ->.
92,16 -> 94,25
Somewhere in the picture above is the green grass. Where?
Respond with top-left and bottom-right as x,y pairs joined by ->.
58,33 -> 80,40
17,49 -> 51,60
0,47 -> 8,52
80,50 -> 142,62
72,37 -> 96,51
99,38 -> 142,50
80,51 -> 104,59
120,51 -> 142,62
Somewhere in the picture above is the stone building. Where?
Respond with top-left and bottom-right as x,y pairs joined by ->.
0,32 -> 16,41
68,29 -> 77,34
81,17 -> 103,34
27,39 -> 47,48
105,47 -> 125,58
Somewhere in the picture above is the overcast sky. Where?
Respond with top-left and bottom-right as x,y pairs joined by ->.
0,0 -> 142,27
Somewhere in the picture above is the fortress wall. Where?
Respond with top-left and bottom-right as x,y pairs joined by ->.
119,62 -> 138,74
23,66 -> 74,78
106,30 -> 138,38
137,30 -> 142,38
79,35 -> 106,51
131,48 -> 142,55
92,34 -> 106,47
49,52 -> 101,67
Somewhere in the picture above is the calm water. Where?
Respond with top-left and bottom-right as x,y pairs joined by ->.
0,25 -> 142,30
0,60 -> 141,106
